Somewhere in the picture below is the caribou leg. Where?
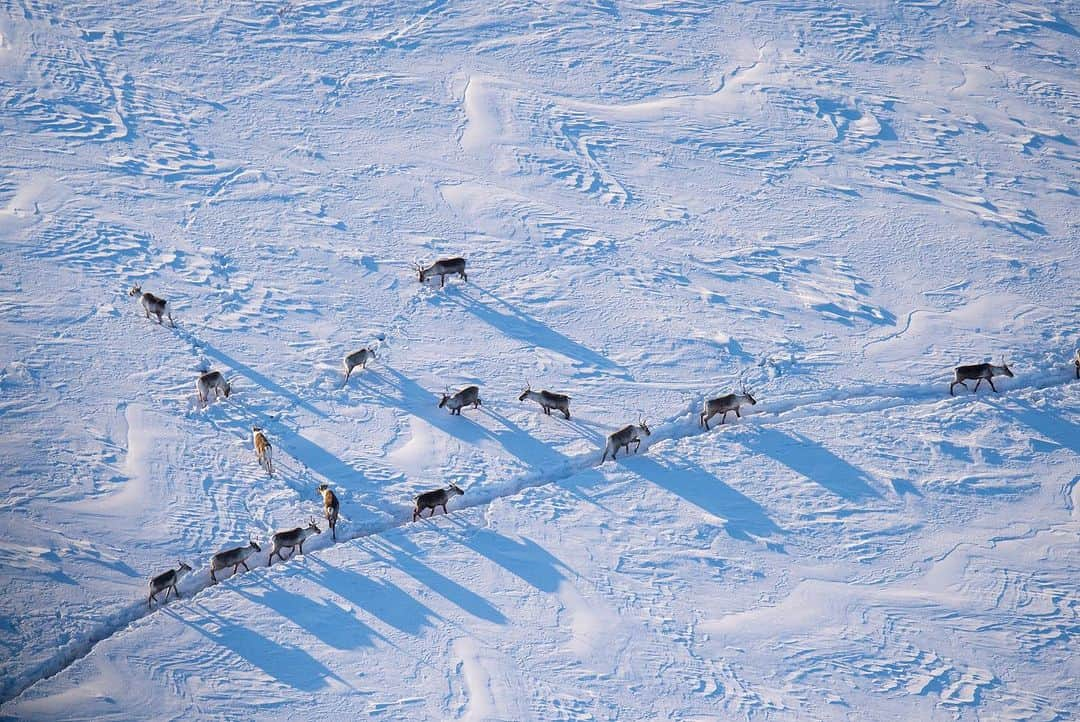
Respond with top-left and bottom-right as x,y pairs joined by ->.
988,378 -> 998,392
973,379 -> 982,392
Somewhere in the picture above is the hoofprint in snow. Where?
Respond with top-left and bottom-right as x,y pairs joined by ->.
1,0 -> 1078,719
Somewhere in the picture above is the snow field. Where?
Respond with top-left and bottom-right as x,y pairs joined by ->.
1,0 -> 1078,718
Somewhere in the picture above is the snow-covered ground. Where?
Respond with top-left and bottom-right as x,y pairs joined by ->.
1,0 -> 1077,719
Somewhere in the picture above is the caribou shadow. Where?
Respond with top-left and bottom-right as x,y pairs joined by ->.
451,526 -> 571,594
168,606 -> 343,692
365,536 -> 507,625
358,367 -> 494,447
479,406 -> 574,470
742,427 -> 881,501
444,285 -> 629,378
204,397 -> 372,491
625,455 -> 783,541
182,331 -> 326,419
304,557 -> 440,636
1002,399 -> 1080,455
237,577 -> 381,651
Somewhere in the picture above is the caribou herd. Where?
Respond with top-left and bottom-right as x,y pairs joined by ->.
128,265 -> 1074,607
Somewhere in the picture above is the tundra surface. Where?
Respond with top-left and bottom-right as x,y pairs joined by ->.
1,1 -> 1078,719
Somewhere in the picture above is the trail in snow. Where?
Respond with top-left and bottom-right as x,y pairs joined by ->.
4,360 -> 1074,705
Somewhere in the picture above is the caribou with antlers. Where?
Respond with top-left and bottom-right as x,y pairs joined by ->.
518,382 -> 571,419
601,420 -> 651,463
950,357 -> 1014,396
343,347 -> 376,384
267,520 -> 321,565
129,285 -> 173,326
700,382 -> 757,430
147,561 -> 192,607
439,385 -> 481,415
317,484 -> 340,540
415,257 -> 467,288
413,483 -> 464,521
210,541 -> 261,583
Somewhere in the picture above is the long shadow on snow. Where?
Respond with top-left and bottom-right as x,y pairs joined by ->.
236,576 -> 381,651
439,284 -> 629,378
479,406 -> 575,470
166,605 -> 344,693
357,367 -> 492,447
740,427 -> 881,501
623,455 -> 783,541
1001,399 -> 1080,456
178,328 -> 326,419
445,523 -> 572,594
303,557 -> 440,636
209,397 -> 373,491
363,535 -> 507,625
360,367 -> 578,470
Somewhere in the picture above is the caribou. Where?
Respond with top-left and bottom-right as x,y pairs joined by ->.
252,427 -> 273,475
1074,349 -> 1079,380
700,384 -> 757,430
342,348 -> 376,384
601,421 -> 651,463
268,520 -> 322,565
210,541 -> 261,583
416,257 -> 467,288
317,484 -> 340,540
413,483 -> 464,521
439,385 -> 481,415
129,285 -> 173,326
950,358 -> 1014,396
147,561 -> 192,608
518,382 -> 571,419
196,371 -> 231,406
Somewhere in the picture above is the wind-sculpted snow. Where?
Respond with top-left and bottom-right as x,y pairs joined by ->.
1,0 -> 1078,718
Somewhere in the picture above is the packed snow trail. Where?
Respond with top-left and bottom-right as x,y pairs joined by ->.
4,361 -> 1075,705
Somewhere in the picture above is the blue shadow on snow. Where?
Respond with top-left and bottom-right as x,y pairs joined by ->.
236,577 -> 381,652
623,455 -> 784,541
364,535 -> 507,625
303,557 -> 440,636
740,427 -> 881,501
441,284 -> 629,378
166,606 -> 344,693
